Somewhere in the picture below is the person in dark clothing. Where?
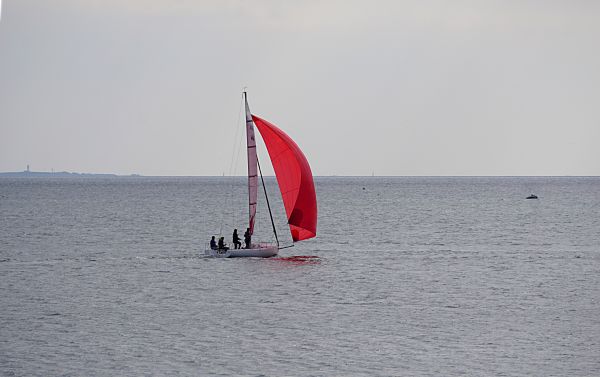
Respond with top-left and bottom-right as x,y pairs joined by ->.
210,236 -> 217,250
218,237 -> 228,250
232,229 -> 242,249
243,228 -> 251,249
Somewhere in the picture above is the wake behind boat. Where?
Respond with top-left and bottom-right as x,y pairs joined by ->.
205,92 -> 318,258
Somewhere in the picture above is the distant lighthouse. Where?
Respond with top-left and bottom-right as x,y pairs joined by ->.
26,164 -> 30,173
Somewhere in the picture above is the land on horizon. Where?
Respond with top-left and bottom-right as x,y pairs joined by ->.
0,170 -> 140,178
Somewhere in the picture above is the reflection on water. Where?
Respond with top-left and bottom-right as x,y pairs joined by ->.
271,255 -> 321,265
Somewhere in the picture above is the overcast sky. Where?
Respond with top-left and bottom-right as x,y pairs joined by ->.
1,0 -> 599,176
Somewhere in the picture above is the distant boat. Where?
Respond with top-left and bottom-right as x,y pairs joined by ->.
206,92 -> 318,258
526,194 -> 538,199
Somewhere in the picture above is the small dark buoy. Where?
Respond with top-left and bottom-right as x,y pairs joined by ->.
362,187 -> 366,190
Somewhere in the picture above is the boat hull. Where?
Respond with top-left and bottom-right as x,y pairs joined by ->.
205,244 -> 278,258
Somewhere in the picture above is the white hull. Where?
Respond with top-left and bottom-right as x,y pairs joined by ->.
205,244 -> 278,258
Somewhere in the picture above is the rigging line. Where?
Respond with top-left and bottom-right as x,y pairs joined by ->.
230,94 -> 249,231
257,156 -> 279,247
219,94 -> 245,237
231,115 -> 246,177
230,98 -> 244,229
227,93 -> 245,177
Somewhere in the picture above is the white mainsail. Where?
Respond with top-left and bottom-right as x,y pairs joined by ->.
244,93 -> 258,234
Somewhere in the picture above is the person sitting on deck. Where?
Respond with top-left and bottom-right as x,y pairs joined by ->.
218,237 -> 229,250
244,228 -> 251,249
210,236 -> 217,250
232,229 -> 242,249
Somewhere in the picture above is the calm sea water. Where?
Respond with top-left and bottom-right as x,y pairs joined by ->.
1,177 -> 599,376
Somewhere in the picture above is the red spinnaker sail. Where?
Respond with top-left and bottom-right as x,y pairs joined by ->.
252,115 -> 317,242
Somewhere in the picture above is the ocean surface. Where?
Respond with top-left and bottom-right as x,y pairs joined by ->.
1,176 -> 599,376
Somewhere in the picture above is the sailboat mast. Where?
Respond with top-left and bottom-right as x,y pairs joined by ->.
244,92 -> 279,247
244,92 -> 258,235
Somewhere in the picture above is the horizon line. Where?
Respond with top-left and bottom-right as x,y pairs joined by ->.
1,171 -> 599,178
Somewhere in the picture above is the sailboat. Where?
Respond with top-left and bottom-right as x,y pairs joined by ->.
205,92 -> 318,258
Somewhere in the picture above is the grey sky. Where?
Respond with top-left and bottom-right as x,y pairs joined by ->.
1,0 -> 599,176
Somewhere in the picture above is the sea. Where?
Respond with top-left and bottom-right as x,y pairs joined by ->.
1,176 -> 599,376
